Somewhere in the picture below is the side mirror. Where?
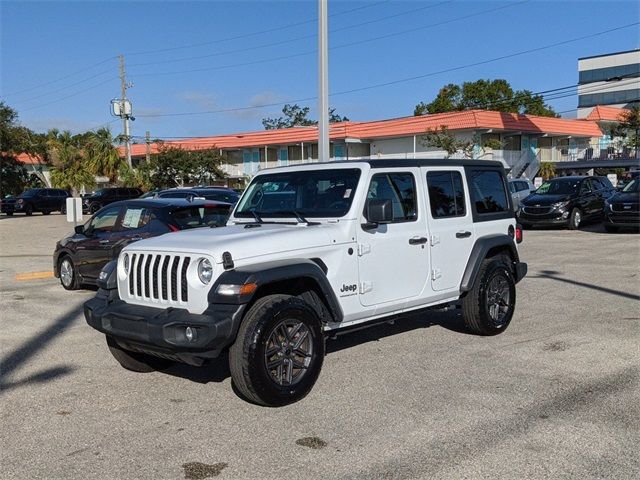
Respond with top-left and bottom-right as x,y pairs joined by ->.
364,198 -> 393,227
74,225 -> 85,235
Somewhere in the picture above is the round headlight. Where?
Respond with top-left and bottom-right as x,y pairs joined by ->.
123,253 -> 130,274
197,258 -> 213,284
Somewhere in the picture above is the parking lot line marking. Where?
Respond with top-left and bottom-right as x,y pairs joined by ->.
15,271 -> 54,281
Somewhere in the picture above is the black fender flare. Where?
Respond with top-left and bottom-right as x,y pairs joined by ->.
460,235 -> 521,293
208,258 -> 343,323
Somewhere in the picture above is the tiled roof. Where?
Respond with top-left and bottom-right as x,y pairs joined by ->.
115,109 -> 602,156
585,105 -> 629,122
8,153 -> 43,165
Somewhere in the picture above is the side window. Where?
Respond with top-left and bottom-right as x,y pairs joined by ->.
469,170 -> 509,214
119,207 -> 152,230
516,181 -> 527,192
427,171 -> 466,218
88,206 -> 121,233
367,173 -> 417,222
581,179 -> 593,193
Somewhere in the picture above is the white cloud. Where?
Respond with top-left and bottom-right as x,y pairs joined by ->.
176,91 -> 217,110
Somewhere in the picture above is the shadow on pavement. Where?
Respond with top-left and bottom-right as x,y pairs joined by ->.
0,303 -> 84,395
531,270 -> 640,301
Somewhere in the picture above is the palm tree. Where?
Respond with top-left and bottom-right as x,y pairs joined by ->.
46,130 -> 95,195
538,162 -> 556,180
84,128 -> 124,184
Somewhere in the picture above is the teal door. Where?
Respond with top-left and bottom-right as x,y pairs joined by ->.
243,149 -> 260,174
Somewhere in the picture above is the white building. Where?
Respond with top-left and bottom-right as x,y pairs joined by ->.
577,49 -> 640,118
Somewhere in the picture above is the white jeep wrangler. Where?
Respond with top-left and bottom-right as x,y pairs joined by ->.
85,159 -> 527,406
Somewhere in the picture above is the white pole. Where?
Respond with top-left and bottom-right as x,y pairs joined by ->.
318,0 -> 329,163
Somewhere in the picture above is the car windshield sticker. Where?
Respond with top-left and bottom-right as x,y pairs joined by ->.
122,208 -> 143,228
343,188 -> 352,198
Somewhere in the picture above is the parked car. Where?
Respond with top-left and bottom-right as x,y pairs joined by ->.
84,158 -> 527,406
1,188 -> 70,216
517,176 -> 615,229
603,178 -> 639,232
153,187 -> 240,204
508,178 -> 534,210
54,198 -> 231,290
83,187 -> 144,214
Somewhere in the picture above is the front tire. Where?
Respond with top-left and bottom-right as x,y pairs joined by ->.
461,255 -> 516,336
106,336 -> 172,373
568,208 -> 582,230
42,210 -> 51,215
90,203 -> 100,214
25,205 -> 33,216
58,256 -> 80,290
229,294 -> 325,407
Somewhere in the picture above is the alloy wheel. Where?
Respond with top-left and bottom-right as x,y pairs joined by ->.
486,273 -> 511,326
60,259 -> 74,288
264,319 -> 313,386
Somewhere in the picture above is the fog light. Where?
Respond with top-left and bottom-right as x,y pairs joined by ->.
562,211 -> 570,219
185,326 -> 196,342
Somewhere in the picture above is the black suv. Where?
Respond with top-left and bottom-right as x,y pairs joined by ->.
154,187 -> 239,204
1,188 -> 70,216
83,187 -> 143,214
603,178 -> 639,232
517,176 -> 615,229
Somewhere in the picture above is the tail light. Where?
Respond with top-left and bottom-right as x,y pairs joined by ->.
168,223 -> 179,232
515,224 -> 523,243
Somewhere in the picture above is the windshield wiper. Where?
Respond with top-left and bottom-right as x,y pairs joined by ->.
252,210 -> 315,225
250,210 -> 263,223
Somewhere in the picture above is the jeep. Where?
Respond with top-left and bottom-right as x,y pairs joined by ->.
84,159 -> 527,406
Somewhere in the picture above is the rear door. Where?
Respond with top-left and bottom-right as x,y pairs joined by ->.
424,167 -> 475,291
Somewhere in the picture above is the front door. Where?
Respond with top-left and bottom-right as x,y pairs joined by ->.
77,205 -> 122,279
357,169 -> 429,307
424,167 -> 475,292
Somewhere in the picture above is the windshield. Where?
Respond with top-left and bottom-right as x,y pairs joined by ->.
170,205 -> 230,229
536,179 -> 580,195
92,188 -> 108,197
622,179 -> 639,193
235,169 -> 361,218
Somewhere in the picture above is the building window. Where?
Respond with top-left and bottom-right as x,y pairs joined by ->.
427,171 -> 466,218
579,63 -> 640,84
578,88 -> 640,107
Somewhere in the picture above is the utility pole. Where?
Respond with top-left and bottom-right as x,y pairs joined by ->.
145,131 -> 151,163
118,54 -> 132,168
318,0 -> 329,162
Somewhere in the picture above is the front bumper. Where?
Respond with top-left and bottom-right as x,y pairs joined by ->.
0,203 -> 16,213
84,290 -> 246,365
517,209 -> 569,226
605,212 -> 640,228
514,262 -> 528,283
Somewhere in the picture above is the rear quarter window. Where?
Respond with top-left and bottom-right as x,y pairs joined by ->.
170,206 -> 230,229
468,169 -> 510,215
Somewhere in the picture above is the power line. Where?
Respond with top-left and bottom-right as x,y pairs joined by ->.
129,1 -> 529,78
20,77 -> 119,112
128,1 -> 514,69
126,0 -> 392,57
1,57 -> 117,97
135,22 -> 639,119
130,79 -> 637,140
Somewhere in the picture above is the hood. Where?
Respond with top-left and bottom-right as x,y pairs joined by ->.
124,222 -> 338,263
609,191 -> 640,204
522,193 -> 574,206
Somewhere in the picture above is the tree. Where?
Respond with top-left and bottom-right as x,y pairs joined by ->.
414,79 -> 558,117
612,103 -> 640,155
262,104 -> 349,130
538,162 -> 556,180
146,145 -> 226,189
46,130 -> 95,195
84,128 -> 125,183
0,156 -> 29,196
420,126 -> 503,159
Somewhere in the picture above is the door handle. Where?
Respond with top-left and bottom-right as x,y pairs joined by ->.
456,231 -> 472,238
409,236 -> 428,245
99,239 -> 110,244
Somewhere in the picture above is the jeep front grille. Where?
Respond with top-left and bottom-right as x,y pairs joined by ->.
127,253 -> 190,303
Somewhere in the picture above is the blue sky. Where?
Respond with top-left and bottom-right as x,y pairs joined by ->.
1,0 -> 638,140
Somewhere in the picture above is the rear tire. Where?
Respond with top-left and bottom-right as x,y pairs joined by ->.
229,294 -> 325,407
25,205 -> 33,216
42,210 -> 51,215
568,208 -> 582,230
603,224 -> 619,233
106,336 -> 172,373
6,212 -> 13,216
461,255 -> 516,336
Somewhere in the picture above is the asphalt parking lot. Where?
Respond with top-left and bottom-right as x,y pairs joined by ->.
1,213 -> 639,480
